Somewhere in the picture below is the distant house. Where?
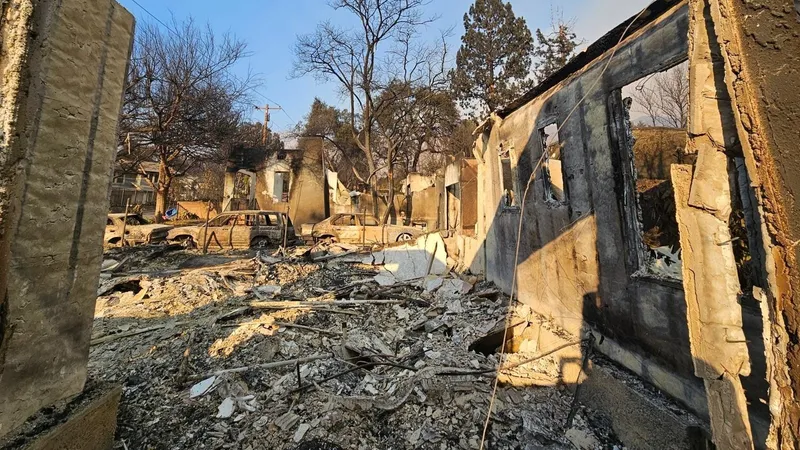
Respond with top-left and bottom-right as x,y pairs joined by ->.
110,161 -> 159,212
222,138 -> 329,227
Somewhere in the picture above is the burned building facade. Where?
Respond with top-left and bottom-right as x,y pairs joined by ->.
223,138 -> 328,228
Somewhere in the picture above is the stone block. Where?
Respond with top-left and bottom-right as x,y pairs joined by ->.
0,384 -> 122,450
0,0 -> 134,437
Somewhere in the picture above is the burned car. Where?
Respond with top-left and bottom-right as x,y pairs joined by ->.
300,213 -> 424,245
167,210 -> 295,249
105,213 -> 173,246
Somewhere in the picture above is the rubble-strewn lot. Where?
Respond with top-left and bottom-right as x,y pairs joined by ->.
90,242 -> 622,450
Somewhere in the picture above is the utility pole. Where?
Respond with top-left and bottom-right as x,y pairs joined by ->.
254,105 -> 282,145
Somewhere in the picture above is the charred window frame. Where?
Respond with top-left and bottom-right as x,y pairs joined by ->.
610,61 -> 691,281
273,171 -> 290,202
540,123 -> 568,205
609,92 -> 645,274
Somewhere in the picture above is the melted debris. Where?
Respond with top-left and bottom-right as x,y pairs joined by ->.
90,243 -> 623,450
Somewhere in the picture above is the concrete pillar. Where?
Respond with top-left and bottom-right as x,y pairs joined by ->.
705,0 -> 800,447
0,0 -> 134,437
674,1 -> 753,448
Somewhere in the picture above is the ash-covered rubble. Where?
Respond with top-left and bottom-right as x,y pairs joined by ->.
89,239 -> 622,450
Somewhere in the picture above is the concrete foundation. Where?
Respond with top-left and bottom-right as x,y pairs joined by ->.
0,0 -> 134,438
580,359 -> 711,450
0,383 -> 122,450
509,316 -> 710,449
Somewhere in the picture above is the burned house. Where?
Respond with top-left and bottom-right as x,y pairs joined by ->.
460,0 -> 800,448
222,138 -> 328,227
109,161 -> 160,213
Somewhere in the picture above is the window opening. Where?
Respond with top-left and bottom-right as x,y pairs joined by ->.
266,214 -> 280,226
333,215 -> 355,226
498,142 -> 517,207
446,184 -> 460,229
362,215 -> 378,226
245,215 -> 259,226
124,215 -> 147,226
209,215 -> 237,227
541,123 -> 566,204
619,61 -> 692,280
233,172 -> 251,199
274,171 -> 290,202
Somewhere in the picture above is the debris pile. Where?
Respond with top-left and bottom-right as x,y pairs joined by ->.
89,240 -> 622,449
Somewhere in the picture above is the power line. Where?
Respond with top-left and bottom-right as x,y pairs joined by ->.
127,0 -> 292,126
251,93 -> 296,125
129,0 -> 177,37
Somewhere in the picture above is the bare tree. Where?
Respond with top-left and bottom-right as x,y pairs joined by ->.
630,62 -> 689,129
120,19 -> 256,221
371,26 -> 451,223
292,0 -> 437,217
655,66 -> 689,128
298,98 -> 368,189
631,75 -> 662,127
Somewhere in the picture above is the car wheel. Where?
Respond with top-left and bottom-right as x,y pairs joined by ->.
316,235 -> 336,245
178,236 -> 196,249
251,237 -> 270,249
396,233 -> 413,242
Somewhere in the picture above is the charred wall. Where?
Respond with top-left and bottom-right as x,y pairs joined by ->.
475,2 -> 710,416
257,138 -> 327,227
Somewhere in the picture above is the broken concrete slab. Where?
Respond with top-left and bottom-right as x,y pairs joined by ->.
294,423 -> 311,443
216,398 -> 235,419
189,376 -> 219,399
438,278 -> 473,298
423,276 -> 445,292
369,233 -> 447,285
565,426 -> 602,450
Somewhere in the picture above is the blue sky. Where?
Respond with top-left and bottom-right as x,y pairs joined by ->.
118,0 -> 651,133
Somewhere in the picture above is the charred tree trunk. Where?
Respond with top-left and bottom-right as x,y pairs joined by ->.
154,156 -> 171,223
380,146 -> 396,226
